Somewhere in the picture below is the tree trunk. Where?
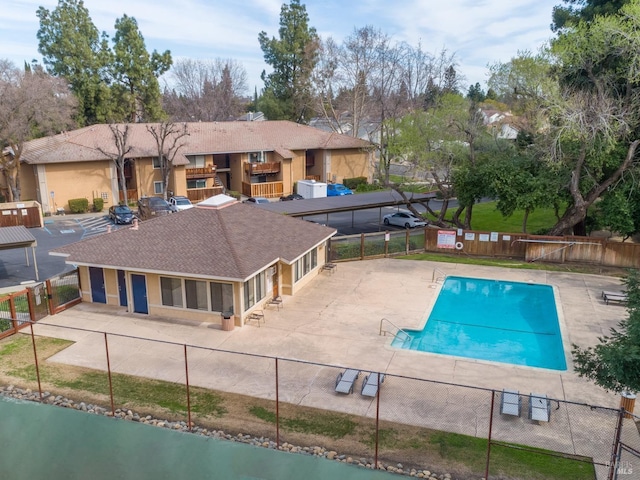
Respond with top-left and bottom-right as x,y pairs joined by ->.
522,208 -> 530,233
548,204 -> 588,236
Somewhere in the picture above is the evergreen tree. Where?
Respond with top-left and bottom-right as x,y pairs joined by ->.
258,0 -> 319,122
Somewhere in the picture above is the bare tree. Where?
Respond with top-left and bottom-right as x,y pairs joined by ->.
97,124 -> 132,204
146,122 -> 189,200
0,60 -> 76,201
164,58 -> 248,121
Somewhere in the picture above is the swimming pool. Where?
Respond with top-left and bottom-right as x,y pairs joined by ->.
392,276 -> 567,370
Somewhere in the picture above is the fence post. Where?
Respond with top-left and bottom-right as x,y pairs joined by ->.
384,231 -> 389,257
184,344 -> 192,432
374,372 -> 381,469
275,357 -> 280,448
485,390 -> 496,479
26,288 -> 36,322
29,322 -> 43,401
9,296 -> 17,332
360,233 -> 365,260
608,408 -> 626,480
104,332 -> 115,416
405,229 -> 410,254
45,279 -> 55,315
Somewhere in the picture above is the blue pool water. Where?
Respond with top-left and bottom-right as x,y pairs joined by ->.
392,276 -> 567,370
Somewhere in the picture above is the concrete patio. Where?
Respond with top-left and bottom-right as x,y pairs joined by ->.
29,258 -> 636,477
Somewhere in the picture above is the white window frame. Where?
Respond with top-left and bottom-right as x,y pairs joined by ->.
249,152 -> 264,163
154,181 -> 164,194
152,157 -> 161,169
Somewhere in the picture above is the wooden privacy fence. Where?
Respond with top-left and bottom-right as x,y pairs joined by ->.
0,201 -> 43,228
330,227 -> 640,269
0,269 -> 81,340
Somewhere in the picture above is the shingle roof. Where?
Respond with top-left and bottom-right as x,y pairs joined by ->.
21,121 -> 373,165
51,200 -> 336,281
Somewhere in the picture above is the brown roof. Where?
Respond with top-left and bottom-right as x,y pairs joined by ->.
21,121 -> 373,165
51,201 -> 336,281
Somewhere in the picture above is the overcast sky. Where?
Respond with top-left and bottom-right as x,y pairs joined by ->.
2,0 -> 560,95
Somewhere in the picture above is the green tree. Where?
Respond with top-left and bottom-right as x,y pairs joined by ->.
466,82 -> 485,103
258,0 -> 319,122
111,15 -> 172,122
572,269 -> 640,393
36,0 -> 111,124
552,0 -> 630,31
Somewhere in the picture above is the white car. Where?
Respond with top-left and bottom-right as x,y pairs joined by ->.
383,211 -> 427,228
169,196 -> 194,212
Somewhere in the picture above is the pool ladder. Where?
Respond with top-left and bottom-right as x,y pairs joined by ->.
379,318 -> 412,347
432,267 -> 447,284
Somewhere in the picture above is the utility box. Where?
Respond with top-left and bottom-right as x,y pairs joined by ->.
296,180 -> 327,199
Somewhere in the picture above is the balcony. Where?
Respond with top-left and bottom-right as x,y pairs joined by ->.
186,187 -> 225,202
244,161 -> 280,176
242,181 -> 283,199
186,166 -> 216,179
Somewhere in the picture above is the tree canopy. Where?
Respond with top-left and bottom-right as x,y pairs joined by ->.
258,0 -> 319,122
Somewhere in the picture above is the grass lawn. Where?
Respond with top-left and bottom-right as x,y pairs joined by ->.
0,335 -> 595,480
426,200 -> 560,234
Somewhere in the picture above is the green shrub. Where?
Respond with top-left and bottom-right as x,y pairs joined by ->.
92,197 -> 104,212
226,190 -> 241,200
68,198 -> 89,213
343,177 -> 368,190
356,183 -> 384,192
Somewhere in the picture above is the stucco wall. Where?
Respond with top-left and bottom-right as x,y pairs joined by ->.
44,161 -> 113,211
135,159 -> 164,198
327,149 -> 371,184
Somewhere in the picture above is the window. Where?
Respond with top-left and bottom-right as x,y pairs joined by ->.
152,157 -> 161,169
294,249 -> 317,282
154,181 -> 164,194
187,179 -> 206,189
243,271 -> 267,311
185,279 -> 208,311
249,152 -> 264,163
211,282 -> 233,314
188,155 -> 205,168
160,277 -> 183,307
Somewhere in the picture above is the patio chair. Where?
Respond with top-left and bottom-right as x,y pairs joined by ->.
603,291 -> 628,305
267,296 -> 283,310
361,372 -> 385,397
528,393 -> 551,422
500,389 -> 521,417
335,369 -> 360,394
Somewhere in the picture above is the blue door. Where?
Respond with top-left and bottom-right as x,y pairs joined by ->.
117,270 -> 127,307
89,267 -> 106,304
131,274 -> 148,314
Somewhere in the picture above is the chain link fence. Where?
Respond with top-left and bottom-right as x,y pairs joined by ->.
9,319 -> 639,480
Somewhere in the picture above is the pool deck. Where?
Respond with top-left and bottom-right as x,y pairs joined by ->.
28,258 -> 637,475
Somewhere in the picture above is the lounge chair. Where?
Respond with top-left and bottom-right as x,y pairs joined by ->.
267,296 -> 283,310
603,291 -> 628,305
500,389 -> 521,417
528,393 -> 551,422
335,369 -> 360,394
361,372 -> 385,397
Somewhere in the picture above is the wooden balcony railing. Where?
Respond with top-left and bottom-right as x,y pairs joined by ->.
245,161 -> 280,175
242,181 -> 284,199
305,175 -> 321,181
186,166 -> 216,179
186,187 -> 224,202
118,189 -> 139,203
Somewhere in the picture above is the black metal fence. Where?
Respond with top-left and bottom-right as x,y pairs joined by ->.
10,319 -> 638,480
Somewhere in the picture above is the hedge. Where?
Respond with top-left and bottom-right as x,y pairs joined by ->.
68,198 -> 89,213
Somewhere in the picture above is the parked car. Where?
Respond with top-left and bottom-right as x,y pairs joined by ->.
108,205 -> 135,224
383,211 -> 427,228
280,193 -> 304,201
169,195 -> 194,212
137,196 -> 172,220
244,197 -> 270,204
327,183 -> 354,196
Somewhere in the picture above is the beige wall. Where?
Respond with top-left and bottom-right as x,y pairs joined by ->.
135,158 -> 164,198
20,164 -> 38,202
41,161 -> 112,212
327,149 -> 371,184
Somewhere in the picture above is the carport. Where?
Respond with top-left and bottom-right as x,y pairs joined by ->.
257,190 -> 436,230
0,226 -> 39,281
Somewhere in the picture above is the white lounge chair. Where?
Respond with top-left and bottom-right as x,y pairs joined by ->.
528,393 -> 551,422
500,389 -> 521,417
603,291 -> 627,305
335,369 -> 360,394
361,372 -> 385,397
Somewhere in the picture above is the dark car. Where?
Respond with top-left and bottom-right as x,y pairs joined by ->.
280,193 -> 304,201
108,205 -> 135,224
244,197 -> 270,204
137,196 -> 172,220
